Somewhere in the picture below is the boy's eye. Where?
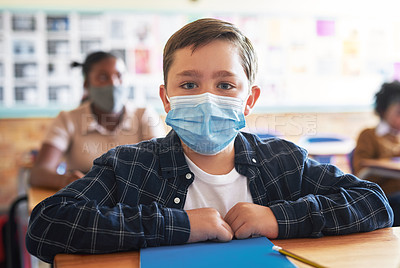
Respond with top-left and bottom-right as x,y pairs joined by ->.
181,82 -> 197,89
218,83 -> 234,90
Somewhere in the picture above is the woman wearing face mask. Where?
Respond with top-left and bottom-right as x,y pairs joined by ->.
29,51 -> 166,190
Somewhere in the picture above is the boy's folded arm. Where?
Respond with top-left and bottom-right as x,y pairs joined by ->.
269,176 -> 394,239
26,195 -> 190,263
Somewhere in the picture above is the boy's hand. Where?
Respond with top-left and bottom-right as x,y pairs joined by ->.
224,202 -> 278,239
186,208 -> 234,243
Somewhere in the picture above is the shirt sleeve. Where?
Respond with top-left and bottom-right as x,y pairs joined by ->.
353,129 -> 378,175
42,111 -> 73,152
268,157 -> 394,239
25,148 -> 190,263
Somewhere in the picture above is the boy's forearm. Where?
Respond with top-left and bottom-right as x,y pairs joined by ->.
26,195 -> 190,263
269,182 -> 393,239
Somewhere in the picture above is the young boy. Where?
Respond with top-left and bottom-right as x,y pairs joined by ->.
26,18 -> 393,263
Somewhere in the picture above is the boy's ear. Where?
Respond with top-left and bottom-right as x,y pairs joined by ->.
159,85 -> 171,113
244,86 -> 260,116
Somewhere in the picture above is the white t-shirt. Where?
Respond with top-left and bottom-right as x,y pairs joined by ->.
183,154 -> 253,217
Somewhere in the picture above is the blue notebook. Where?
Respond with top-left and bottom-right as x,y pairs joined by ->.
140,237 -> 296,268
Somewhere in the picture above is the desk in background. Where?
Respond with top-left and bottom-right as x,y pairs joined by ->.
28,188 -> 400,268
28,187 -> 57,212
359,158 -> 400,180
297,135 -> 355,173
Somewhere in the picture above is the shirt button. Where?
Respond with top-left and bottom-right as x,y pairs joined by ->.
252,158 -> 257,163
185,173 -> 192,180
174,197 -> 181,204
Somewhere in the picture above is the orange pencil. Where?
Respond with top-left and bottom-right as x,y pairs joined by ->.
272,245 -> 327,268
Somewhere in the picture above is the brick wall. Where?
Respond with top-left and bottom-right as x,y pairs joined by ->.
0,118 -> 53,212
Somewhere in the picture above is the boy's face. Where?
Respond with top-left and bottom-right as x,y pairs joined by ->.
160,40 -> 259,116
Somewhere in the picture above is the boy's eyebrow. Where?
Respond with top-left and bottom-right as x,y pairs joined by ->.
176,70 -> 236,79
176,70 -> 202,78
212,70 -> 236,79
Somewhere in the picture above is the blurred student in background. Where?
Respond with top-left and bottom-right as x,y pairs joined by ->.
353,81 -> 400,226
29,51 -> 165,190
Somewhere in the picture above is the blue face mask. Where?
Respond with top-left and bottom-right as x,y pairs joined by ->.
165,93 -> 246,155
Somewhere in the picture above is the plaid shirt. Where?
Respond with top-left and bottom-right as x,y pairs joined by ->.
26,131 -> 394,263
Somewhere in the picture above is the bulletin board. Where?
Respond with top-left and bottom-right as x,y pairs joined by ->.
137,14 -> 400,113
238,16 -> 400,112
0,9 -> 399,117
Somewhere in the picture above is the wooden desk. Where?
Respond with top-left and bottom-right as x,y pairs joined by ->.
273,227 -> 400,268
53,227 -> 400,268
54,251 -> 140,268
359,158 -> 400,180
28,188 -> 400,268
27,187 -> 57,212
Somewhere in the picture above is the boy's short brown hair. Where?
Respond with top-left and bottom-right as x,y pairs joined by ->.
163,18 -> 258,86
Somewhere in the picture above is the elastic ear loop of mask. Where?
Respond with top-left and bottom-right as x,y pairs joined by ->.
164,83 -> 172,102
241,89 -> 253,113
164,84 -> 171,105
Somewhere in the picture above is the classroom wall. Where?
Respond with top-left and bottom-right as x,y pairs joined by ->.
0,111 -> 379,212
2,0 -> 400,113
0,0 -> 388,210
1,0 -> 400,16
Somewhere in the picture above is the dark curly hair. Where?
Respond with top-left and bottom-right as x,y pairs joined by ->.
374,81 -> 400,119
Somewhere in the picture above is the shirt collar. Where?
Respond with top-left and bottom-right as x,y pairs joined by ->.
158,130 -> 191,180
375,121 -> 400,137
234,132 -> 260,167
119,103 -> 134,130
158,130 -> 259,180
84,102 -> 131,134
82,102 -> 99,133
